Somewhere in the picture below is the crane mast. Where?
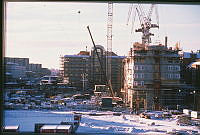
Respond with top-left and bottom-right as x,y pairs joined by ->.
107,2 -> 114,97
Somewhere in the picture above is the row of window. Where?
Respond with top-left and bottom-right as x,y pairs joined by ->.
133,65 -> 145,70
132,74 -> 180,86
133,73 -> 144,78
132,73 -> 180,79
132,65 -> 180,71
168,74 -> 180,79
133,81 -> 144,86
168,65 -> 180,71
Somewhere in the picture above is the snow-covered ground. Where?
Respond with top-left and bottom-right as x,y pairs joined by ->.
77,113 -> 200,134
3,110 -> 200,134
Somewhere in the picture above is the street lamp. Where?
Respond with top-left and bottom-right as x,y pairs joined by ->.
193,90 -> 196,110
177,89 -> 181,110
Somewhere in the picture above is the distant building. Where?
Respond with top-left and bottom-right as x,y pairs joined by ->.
123,42 -> 181,111
4,57 -> 29,70
4,57 -> 51,83
5,62 -> 26,79
28,63 -> 42,72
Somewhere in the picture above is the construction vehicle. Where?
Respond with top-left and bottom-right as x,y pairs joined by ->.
87,26 -> 122,109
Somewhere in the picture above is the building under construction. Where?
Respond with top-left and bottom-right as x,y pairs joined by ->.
123,4 -> 182,111
123,42 -> 181,111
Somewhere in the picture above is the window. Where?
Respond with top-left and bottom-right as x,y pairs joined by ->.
168,73 -> 173,79
141,73 -> 144,78
168,65 -> 173,71
134,81 -> 138,86
134,66 -> 138,70
174,74 -> 180,79
141,81 -> 144,86
175,66 -> 180,71
141,65 -> 144,70
134,73 -> 138,78
139,65 -> 144,70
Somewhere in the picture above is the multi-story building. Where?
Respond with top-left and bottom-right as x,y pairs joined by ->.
60,45 -> 125,94
123,42 -> 181,111
60,52 -> 91,90
5,62 -> 26,79
4,57 -> 29,70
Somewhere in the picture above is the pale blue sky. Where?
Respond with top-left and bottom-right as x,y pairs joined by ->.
5,2 -> 200,69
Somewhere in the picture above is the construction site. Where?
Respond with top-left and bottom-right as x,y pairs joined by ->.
3,2 -> 200,134
58,3 -> 185,112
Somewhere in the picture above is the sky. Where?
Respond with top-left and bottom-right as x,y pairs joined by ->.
4,2 -> 200,69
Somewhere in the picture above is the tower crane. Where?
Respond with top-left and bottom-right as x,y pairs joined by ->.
106,2 -> 114,97
127,4 -> 159,45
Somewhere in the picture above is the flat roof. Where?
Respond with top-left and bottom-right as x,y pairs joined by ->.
64,55 -> 90,58
4,125 -> 19,129
56,125 -> 71,129
40,125 -> 58,129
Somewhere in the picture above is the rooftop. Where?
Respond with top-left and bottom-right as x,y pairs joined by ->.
64,55 -> 90,58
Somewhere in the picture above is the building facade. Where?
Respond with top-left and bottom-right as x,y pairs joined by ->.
60,53 -> 91,90
4,57 -> 29,70
123,42 -> 181,111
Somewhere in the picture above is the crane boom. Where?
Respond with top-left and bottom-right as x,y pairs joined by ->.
127,4 -> 159,45
87,26 -> 115,97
